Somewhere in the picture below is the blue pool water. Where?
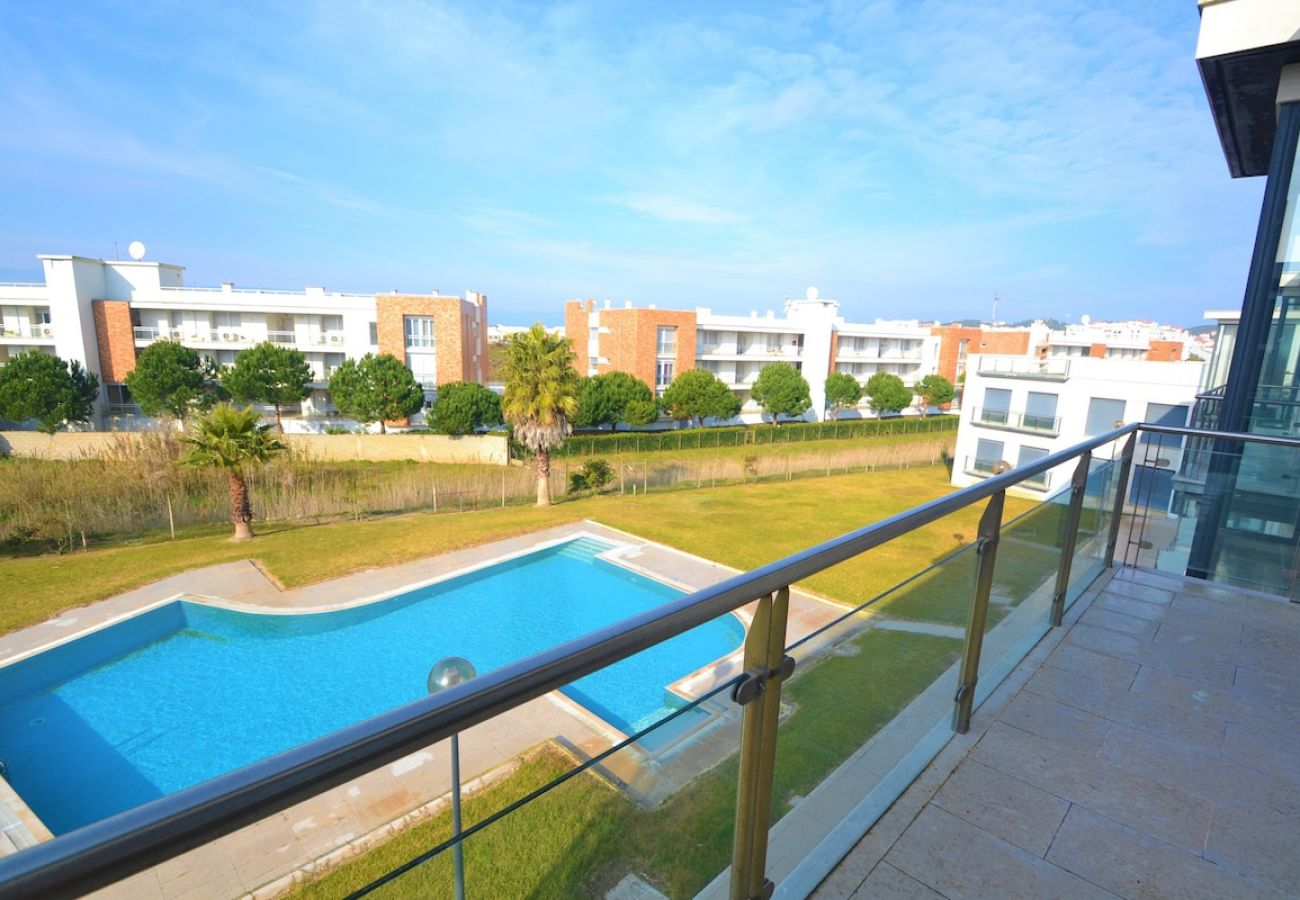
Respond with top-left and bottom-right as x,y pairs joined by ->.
0,537 -> 743,834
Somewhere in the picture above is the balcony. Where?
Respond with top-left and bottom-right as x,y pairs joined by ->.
0,324 -> 54,341
978,357 -> 1071,380
963,454 -> 1051,489
0,424 -> 1295,900
971,406 -> 1061,436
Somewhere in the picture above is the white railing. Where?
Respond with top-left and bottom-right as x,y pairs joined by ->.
977,357 -> 1071,380
0,325 -> 54,339
266,331 -> 297,344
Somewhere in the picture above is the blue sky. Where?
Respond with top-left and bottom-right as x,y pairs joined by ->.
0,1 -> 1265,326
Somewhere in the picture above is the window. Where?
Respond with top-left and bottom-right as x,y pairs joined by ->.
369,322 -> 378,345
405,316 -> 434,349
1018,445 -> 1048,467
1024,391 -> 1059,431
213,311 -> 241,330
35,309 -> 51,325
981,387 -> 1011,425
656,359 -> 674,388
974,438 -> 1005,475
656,326 -> 677,356
1084,397 -> 1126,435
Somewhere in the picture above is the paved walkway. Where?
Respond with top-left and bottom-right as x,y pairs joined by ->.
815,566 -> 1300,899
0,520 -> 847,899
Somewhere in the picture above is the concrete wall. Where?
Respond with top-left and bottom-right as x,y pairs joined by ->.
0,431 -> 509,465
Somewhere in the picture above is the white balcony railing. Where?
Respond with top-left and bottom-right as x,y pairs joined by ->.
0,324 -> 54,340
977,357 -> 1071,380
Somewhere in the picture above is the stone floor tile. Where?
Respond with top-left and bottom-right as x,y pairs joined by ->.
850,862 -> 945,899
885,806 -> 1115,900
932,758 -> 1069,856
971,722 -> 1212,854
1222,720 -> 1300,783
220,812 -> 308,890
1080,606 -> 1160,638
155,841 -> 243,900
1233,664 -> 1300,711
1205,797 -> 1300,895
1100,577 -> 1174,605
1046,642 -> 1140,688
998,690 -> 1112,754
1047,805 -> 1280,900
88,870 -> 166,900
1093,591 -> 1167,621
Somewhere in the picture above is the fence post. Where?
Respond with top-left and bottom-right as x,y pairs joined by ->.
729,587 -> 793,900
501,469 -> 506,508
953,490 -> 1004,734
1050,451 -> 1092,627
1104,433 -> 1138,566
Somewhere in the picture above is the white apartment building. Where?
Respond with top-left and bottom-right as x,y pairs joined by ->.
566,288 -> 942,423
950,355 -> 1205,499
0,253 -> 489,428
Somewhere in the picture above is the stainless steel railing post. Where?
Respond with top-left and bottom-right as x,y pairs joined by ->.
1050,452 -> 1092,626
1104,434 -> 1137,567
953,492 -> 1005,734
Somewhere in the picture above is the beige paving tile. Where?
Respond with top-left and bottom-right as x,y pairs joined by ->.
885,805 -> 1115,900
88,869 -> 166,900
1100,577 -> 1173,605
850,862 -> 944,899
1093,590 -> 1168,621
1047,805 -> 1280,900
971,722 -> 1212,854
932,758 -> 1069,856
155,841 -> 243,900
1080,606 -> 1160,638
1205,797 -> 1300,895
998,690 -> 1112,753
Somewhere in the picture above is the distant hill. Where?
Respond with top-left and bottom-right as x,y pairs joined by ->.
1185,324 -> 1217,335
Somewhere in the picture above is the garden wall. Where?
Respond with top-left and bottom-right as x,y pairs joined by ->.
0,431 -> 509,465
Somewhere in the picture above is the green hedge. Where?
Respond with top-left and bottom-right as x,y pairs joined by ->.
513,415 -> 958,458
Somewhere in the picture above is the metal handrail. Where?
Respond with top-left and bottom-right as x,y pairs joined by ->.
10,421 -> 1300,897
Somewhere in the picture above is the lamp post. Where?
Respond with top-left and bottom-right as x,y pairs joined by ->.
427,656 -> 476,900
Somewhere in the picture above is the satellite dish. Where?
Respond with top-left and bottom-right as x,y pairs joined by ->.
127,241 -> 147,261
1080,314 -> 1091,326
805,286 -> 819,301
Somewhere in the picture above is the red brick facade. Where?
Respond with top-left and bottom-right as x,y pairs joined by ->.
931,325 -> 1032,382
92,300 -> 137,383
375,293 -> 487,386
1147,339 -> 1183,361
564,301 -> 697,389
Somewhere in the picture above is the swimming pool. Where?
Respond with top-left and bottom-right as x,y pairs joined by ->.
0,536 -> 744,834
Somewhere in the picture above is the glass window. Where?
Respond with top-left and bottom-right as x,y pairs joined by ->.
369,322 -> 378,345
1084,397 -> 1126,436
656,326 -> 677,356
1024,391 -> 1059,431
407,353 -> 437,385
975,438 -> 1004,463
1018,445 -> 1048,467
981,387 -> 1011,425
656,359 -> 674,388
405,316 -> 435,349
35,309 -> 51,325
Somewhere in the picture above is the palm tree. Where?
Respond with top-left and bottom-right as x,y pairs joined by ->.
180,404 -> 286,540
502,324 -> 579,506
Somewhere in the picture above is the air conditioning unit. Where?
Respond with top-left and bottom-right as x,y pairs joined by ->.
41,327 -> 52,336
329,335 -> 342,344
222,332 -> 234,341
170,330 -> 184,340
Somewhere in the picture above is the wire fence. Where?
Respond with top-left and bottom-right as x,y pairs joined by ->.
0,433 -> 954,552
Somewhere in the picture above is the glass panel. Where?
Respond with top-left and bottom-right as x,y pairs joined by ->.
292,663 -> 746,898
975,438 -> 1004,464
983,387 -> 1011,419
1084,397 -> 1126,435
1066,455 -> 1117,609
1146,433 -> 1300,600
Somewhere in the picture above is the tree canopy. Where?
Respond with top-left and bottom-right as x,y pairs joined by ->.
0,351 -> 99,433
220,342 -> 313,432
327,353 -> 425,434
751,362 -> 811,424
865,372 -> 913,416
824,371 -> 863,421
502,324 -> 580,506
574,371 -> 657,428
429,380 -> 503,434
660,368 -> 740,427
914,374 -> 956,416
125,341 -> 219,422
